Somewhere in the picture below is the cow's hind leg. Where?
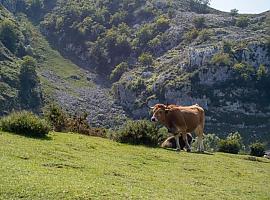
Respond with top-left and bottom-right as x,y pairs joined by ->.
174,134 -> 181,151
195,126 -> 204,152
182,132 -> 191,152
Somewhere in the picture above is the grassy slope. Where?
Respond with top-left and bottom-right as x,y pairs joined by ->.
0,132 -> 269,200
20,17 -> 95,98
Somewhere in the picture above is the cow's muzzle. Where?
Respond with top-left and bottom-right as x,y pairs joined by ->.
151,117 -> 157,122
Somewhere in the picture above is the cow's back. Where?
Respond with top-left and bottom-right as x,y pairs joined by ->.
168,105 -> 204,132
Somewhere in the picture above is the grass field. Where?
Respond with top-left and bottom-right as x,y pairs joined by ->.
0,131 -> 269,200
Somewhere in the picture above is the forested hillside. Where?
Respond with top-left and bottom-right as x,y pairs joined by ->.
0,6 -> 42,114
0,0 -> 269,143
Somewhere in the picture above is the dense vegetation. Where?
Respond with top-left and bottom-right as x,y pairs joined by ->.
0,111 -> 50,137
0,6 -> 42,114
40,0 -> 174,75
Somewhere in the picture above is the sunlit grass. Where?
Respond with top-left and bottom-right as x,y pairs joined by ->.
0,131 -> 269,199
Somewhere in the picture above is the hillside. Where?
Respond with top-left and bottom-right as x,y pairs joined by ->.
0,5 -> 128,127
0,1 -> 269,143
0,131 -> 269,199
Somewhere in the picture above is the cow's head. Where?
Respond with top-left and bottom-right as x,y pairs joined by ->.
150,104 -> 170,123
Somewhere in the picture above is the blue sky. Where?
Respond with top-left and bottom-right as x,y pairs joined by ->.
210,0 -> 270,14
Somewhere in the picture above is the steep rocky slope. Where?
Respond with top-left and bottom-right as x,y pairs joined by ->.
113,10 -> 270,141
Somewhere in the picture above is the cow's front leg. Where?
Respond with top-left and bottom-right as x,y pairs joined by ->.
182,133 -> 191,152
174,134 -> 181,151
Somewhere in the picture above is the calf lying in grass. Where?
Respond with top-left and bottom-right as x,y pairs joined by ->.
161,133 -> 193,150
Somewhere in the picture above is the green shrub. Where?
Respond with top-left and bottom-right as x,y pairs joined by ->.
233,62 -> 255,80
223,40 -> 233,54
155,15 -> 170,33
44,104 -> 106,137
0,19 -> 19,53
115,120 -> 165,146
138,52 -> 153,67
198,29 -> 212,42
184,29 -> 199,43
110,62 -> 128,82
256,64 -> 268,80
192,133 -> 220,152
193,17 -> 206,29
218,132 -> 242,154
44,104 -> 68,132
236,17 -> 249,28
128,78 -> 146,91
218,139 -> 241,154
250,142 -> 265,157
0,111 -> 50,137
195,133 -> 220,152
211,53 -> 231,66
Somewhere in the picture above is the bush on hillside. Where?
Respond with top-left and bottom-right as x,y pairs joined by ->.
211,53 -> 231,66
138,52 -> 154,67
0,111 -> 50,137
115,120 -> 166,146
256,64 -> 268,80
0,19 -> 19,53
223,40 -> 233,54
110,62 -> 129,82
233,62 -> 255,80
218,132 -> 243,154
249,142 -> 265,157
203,134 -> 220,152
218,139 -> 241,154
155,15 -> 170,33
44,104 -> 106,137
236,17 -> 249,28
184,29 -> 199,43
198,29 -> 212,42
193,17 -> 206,29
44,104 -> 68,132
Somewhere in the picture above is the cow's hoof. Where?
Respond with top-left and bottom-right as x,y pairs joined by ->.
176,148 -> 181,152
187,149 -> 191,152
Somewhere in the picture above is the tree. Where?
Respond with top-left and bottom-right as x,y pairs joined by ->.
0,19 -> 19,53
18,56 -> 42,110
190,0 -> 211,13
230,9 -> 239,16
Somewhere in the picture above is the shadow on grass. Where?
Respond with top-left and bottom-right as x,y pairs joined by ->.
163,148 -> 214,155
243,156 -> 270,163
29,134 -> 52,140
190,151 -> 214,156
4,131 -> 53,140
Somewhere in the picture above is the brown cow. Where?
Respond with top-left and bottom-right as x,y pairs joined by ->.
151,104 -> 205,152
